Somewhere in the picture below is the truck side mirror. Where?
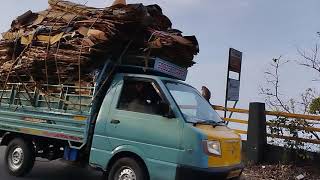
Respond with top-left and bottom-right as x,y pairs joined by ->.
159,102 -> 175,119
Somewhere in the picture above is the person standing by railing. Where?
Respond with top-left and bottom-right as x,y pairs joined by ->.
201,86 -> 212,105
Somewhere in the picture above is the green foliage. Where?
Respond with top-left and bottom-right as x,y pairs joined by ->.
268,117 -> 304,150
309,97 -> 320,114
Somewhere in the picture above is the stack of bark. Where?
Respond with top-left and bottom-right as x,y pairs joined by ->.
0,0 -> 199,85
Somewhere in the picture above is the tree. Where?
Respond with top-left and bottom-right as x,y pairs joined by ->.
310,97 -> 320,114
260,56 -> 320,152
297,35 -> 320,114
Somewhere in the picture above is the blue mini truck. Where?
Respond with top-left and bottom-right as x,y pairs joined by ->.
0,58 -> 243,180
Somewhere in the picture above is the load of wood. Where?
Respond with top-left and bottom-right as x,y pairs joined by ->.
0,0 -> 199,86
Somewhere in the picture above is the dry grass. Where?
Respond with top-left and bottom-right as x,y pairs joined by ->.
242,164 -> 320,180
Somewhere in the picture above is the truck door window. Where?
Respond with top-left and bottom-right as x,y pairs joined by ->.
117,79 -> 163,115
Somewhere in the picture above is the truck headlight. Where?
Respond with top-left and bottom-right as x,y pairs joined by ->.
203,140 -> 221,156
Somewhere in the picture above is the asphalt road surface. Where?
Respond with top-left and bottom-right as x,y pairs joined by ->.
0,146 -> 103,180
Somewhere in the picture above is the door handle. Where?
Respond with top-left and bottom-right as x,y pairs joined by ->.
110,119 -> 120,124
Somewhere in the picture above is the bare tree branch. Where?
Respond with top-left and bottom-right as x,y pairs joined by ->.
260,57 -> 320,143
297,44 -> 320,74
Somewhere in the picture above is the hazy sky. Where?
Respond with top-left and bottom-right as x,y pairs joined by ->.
1,0 -> 320,110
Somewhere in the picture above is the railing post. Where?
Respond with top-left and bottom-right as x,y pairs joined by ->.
247,102 -> 267,164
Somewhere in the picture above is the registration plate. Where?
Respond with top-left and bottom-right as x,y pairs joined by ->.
227,169 -> 242,179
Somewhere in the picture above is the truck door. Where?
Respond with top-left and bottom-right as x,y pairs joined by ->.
106,76 -> 183,165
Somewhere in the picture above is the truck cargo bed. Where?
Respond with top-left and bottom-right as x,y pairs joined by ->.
0,83 -> 95,147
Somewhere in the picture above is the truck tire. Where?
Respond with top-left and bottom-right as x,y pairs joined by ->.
108,157 -> 147,180
4,138 -> 35,177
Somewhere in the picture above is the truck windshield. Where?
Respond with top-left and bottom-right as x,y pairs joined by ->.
165,82 -> 223,124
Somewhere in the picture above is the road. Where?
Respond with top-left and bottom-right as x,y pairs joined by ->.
0,146 -> 102,180
0,142 -> 246,180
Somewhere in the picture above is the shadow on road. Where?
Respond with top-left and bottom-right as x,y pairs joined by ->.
0,147 -> 102,180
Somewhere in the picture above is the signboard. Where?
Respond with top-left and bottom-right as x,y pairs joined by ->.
229,48 -> 242,73
227,78 -> 240,101
154,58 -> 188,81
224,48 -> 243,119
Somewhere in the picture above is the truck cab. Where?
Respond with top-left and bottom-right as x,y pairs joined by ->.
89,73 -> 243,180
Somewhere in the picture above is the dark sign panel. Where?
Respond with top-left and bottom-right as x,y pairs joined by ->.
228,48 -> 242,73
227,78 -> 240,101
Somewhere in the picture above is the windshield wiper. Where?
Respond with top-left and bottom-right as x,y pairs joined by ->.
193,120 -> 225,127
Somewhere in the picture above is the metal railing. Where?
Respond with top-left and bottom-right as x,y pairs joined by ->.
213,105 -> 320,145
213,105 -> 249,134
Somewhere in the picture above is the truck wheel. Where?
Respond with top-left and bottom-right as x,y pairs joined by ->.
108,157 -> 147,180
4,138 -> 35,177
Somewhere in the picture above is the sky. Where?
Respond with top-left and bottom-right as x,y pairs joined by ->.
1,0 -> 320,110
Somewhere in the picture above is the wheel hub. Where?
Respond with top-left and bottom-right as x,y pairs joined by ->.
118,167 -> 136,180
9,147 -> 24,170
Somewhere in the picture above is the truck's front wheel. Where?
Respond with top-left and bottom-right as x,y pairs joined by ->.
108,157 -> 147,180
4,138 -> 35,177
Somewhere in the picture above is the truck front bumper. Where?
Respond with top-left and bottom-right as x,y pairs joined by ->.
175,163 -> 244,180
